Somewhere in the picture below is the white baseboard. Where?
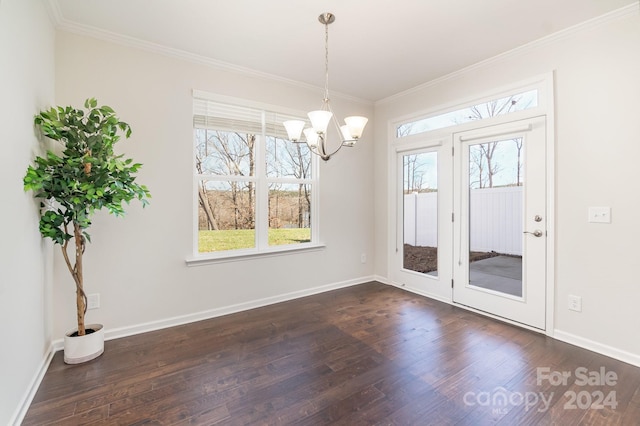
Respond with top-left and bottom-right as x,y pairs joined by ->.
25,278 -> 639,425
373,274 -> 390,285
382,276 -> 640,367
53,276 -> 375,349
553,329 -> 640,368
10,343 -> 56,426
37,276 -> 373,422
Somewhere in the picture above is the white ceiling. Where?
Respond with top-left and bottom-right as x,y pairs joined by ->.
51,0 -> 636,102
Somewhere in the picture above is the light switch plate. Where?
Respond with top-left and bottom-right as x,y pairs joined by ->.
568,295 -> 582,312
588,207 -> 611,223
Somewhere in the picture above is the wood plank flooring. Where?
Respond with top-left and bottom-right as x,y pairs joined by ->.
24,282 -> 640,425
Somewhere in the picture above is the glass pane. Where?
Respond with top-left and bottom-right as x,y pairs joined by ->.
268,183 -> 311,246
197,180 -> 256,252
397,90 -> 538,138
403,152 -> 438,276
468,138 -> 524,297
194,128 -> 255,176
266,136 -> 312,179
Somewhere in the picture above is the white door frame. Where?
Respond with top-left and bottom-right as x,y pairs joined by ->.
387,73 -> 556,335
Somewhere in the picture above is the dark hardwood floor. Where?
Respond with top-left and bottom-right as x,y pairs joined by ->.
24,282 -> 640,425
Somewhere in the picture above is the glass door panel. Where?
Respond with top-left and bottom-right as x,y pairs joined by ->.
468,138 -> 524,297
403,152 -> 438,276
453,117 -> 546,330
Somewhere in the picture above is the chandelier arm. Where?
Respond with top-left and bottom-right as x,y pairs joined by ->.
331,111 -> 345,144
309,134 -> 344,161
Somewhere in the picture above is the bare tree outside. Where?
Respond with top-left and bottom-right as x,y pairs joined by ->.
404,154 -> 429,194
467,97 -> 521,188
469,147 -> 486,189
195,129 -> 255,231
193,98 -> 315,253
195,130 -> 219,230
515,138 -> 523,186
266,137 -> 312,233
397,91 -> 535,275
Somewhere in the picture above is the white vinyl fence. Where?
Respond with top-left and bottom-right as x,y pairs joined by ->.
404,186 -> 523,255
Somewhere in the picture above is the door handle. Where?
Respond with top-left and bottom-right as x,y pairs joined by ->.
523,230 -> 543,237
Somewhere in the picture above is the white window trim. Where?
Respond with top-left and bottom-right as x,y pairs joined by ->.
391,73 -> 553,145
187,90 -> 321,266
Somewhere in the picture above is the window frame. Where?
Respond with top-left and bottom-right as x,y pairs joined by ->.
392,76 -> 549,145
187,91 -> 322,266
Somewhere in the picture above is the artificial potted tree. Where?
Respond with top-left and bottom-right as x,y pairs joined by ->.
24,98 -> 150,364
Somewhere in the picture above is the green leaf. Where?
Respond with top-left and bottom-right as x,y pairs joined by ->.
25,98 -> 151,246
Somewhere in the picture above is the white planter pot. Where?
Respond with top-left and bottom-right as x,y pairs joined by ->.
63,324 -> 104,364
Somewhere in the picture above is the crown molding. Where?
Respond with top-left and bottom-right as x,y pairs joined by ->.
47,0 -> 372,106
376,2 -> 640,106
45,0 -> 637,106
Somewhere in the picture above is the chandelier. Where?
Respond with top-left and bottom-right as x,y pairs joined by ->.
283,13 -> 368,161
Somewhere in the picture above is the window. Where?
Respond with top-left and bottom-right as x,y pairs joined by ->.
397,89 -> 538,138
193,93 -> 317,258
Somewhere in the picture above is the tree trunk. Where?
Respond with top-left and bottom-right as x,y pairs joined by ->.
298,184 -> 303,228
516,141 -> 523,186
247,134 -> 255,228
72,222 -> 86,336
198,184 -> 218,230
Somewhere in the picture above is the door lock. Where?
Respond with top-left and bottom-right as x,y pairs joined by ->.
534,215 -> 543,222
523,230 -> 543,237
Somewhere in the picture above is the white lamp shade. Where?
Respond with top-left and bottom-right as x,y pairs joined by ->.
283,120 -> 305,142
308,110 -> 333,135
303,128 -> 319,148
344,116 -> 368,139
340,125 -> 353,142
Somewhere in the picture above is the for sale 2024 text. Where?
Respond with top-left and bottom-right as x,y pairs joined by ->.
537,366 -> 618,410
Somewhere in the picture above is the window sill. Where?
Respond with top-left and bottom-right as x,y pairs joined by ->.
185,243 -> 326,267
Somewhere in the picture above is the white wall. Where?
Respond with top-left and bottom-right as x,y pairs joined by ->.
374,6 -> 640,361
52,32 -> 375,339
0,0 -> 55,424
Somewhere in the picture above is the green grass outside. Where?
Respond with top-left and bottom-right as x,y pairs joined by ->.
199,228 -> 311,252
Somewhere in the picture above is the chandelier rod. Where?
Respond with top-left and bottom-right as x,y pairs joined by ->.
322,13 -> 331,103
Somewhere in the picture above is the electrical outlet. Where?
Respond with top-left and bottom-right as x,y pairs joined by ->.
588,207 -> 611,223
568,295 -> 582,312
87,293 -> 100,310
360,253 -> 367,263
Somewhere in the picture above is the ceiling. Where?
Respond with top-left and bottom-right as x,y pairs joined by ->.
51,0 -> 636,102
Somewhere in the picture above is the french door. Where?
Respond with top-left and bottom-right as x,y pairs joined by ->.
452,117 -> 546,329
392,141 -> 452,301
392,116 -> 547,330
